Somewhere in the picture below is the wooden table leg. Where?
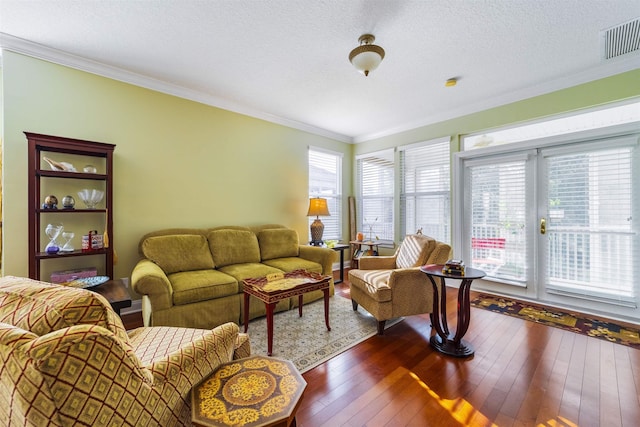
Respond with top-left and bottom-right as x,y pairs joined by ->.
298,295 -> 303,317
266,302 -> 275,356
243,292 -> 250,333
427,275 -> 475,357
323,288 -> 331,331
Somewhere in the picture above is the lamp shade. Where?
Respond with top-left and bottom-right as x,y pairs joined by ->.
307,197 -> 330,217
349,34 -> 385,76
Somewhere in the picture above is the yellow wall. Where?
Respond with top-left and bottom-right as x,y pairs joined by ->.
1,52 -> 352,281
2,50 -> 638,285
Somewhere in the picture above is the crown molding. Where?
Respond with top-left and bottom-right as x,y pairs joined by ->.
353,55 -> 640,143
0,32 -> 353,143
3,32 -> 637,146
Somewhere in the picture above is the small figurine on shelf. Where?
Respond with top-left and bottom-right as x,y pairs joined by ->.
364,217 -> 379,241
61,231 -> 75,252
82,230 -> 103,252
45,223 -> 63,254
62,195 -> 75,209
43,156 -> 76,172
42,195 -> 58,209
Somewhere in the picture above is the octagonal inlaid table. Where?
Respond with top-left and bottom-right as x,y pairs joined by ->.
192,356 -> 306,427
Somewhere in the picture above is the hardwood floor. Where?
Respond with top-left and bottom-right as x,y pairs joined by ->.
296,280 -> 640,427
121,272 -> 640,427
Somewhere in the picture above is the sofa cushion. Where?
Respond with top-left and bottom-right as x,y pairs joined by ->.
348,270 -> 393,303
257,229 -> 300,260
168,269 -> 238,306
262,257 -> 322,274
217,263 -> 283,291
208,229 -> 261,267
142,234 -> 215,274
0,276 -> 130,345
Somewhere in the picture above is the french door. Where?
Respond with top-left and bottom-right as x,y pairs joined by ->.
539,137 -> 638,307
460,133 -> 639,316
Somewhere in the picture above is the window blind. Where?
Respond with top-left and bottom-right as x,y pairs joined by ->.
544,143 -> 637,302
399,138 -> 450,242
467,158 -> 528,284
356,150 -> 394,242
308,147 -> 342,241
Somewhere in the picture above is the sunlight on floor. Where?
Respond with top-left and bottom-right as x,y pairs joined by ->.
409,371 -> 497,426
538,416 -> 578,427
410,371 -> 580,427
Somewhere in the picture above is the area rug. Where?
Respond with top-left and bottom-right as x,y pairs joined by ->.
246,295 -> 402,373
471,294 -> 640,349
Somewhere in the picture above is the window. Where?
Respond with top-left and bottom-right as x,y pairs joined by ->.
543,141 -> 637,303
462,100 -> 640,150
457,131 -> 640,316
356,149 -> 394,242
308,147 -> 342,241
465,153 -> 531,284
399,137 -> 451,243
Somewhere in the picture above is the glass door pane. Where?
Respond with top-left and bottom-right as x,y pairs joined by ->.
465,154 -> 533,286
541,140 -> 638,304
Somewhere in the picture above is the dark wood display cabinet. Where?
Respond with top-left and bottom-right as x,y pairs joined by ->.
27,132 -> 115,281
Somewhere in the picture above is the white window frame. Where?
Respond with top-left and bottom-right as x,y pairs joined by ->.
355,149 -> 395,244
308,146 -> 343,242
399,137 -> 451,243
454,122 -> 640,319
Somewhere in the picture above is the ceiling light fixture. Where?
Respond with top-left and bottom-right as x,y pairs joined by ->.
445,78 -> 458,87
349,34 -> 385,76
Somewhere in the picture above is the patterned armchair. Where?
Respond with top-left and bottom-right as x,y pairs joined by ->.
348,234 -> 451,335
0,276 -> 250,426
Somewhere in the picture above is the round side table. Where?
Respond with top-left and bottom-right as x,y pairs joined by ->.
420,264 -> 485,357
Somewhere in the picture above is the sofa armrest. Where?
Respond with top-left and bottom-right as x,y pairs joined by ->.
234,333 -> 251,359
131,259 -> 174,311
298,245 -> 336,276
425,242 -> 452,264
387,268 -> 441,314
358,255 -> 397,270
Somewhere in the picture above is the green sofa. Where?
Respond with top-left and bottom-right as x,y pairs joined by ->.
131,225 -> 336,329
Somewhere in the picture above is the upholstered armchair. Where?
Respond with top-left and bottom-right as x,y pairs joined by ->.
0,276 -> 250,427
348,234 -> 451,335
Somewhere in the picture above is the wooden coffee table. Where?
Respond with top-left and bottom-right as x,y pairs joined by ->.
243,269 -> 331,356
192,355 -> 306,427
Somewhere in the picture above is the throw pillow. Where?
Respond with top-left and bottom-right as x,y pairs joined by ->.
258,228 -> 300,260
141,234 -> 215,274
208,229 -> 261,267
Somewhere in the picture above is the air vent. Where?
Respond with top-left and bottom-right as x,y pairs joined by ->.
602,17 -> 640,60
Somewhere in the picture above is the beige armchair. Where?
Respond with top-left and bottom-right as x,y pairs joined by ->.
0,276 -> 250,426
348,234 -> 451,335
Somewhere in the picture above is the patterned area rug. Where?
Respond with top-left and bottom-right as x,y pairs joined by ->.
247,295 -> 402,373
471,293 -> 640,349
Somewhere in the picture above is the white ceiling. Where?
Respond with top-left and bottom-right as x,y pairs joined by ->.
1,1 -> 639,143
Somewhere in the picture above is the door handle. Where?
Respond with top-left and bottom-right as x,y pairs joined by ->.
540,218 -> 546,235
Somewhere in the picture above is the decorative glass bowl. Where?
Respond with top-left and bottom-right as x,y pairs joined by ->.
77,189 -> 104,209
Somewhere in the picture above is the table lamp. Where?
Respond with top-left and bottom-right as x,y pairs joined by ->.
307,197 -> 330,246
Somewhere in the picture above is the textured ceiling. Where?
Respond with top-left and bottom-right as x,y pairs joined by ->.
1,0 -> 639,142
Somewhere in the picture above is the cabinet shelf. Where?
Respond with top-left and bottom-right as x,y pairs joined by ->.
27,132 -> 115,281
37,170 -> 108,180
37,209 -> 107,214
35,249 -> 108,260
